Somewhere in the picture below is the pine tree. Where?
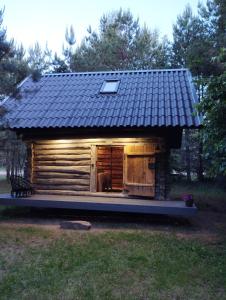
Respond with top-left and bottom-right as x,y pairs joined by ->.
172,4 -> 217,76
52,25 -> 76,73
27,42 -> 53,77
0,9 -> 29,97
197,49 -> 226,178
70,9 -> 170,72
171,4 -> 210,181
171,0 -> 226,181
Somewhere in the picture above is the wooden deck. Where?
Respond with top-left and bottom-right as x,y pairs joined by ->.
0,194 -> 197,216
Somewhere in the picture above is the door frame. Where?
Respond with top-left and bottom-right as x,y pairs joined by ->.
89,139 -> 164,194
90,144 -> 125,193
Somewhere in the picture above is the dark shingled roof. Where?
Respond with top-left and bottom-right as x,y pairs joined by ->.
2,69 -> 201,129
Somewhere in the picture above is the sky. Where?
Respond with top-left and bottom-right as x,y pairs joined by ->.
2,0 -> 202,54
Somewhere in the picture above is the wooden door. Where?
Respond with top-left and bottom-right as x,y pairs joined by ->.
96,146 -> 123,192
124,144 -> 155,197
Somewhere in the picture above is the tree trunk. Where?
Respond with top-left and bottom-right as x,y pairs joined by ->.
185,129 -> 191,182
4,130 -> 26,180
197,136 -> 204,181
196,79 -> 205,182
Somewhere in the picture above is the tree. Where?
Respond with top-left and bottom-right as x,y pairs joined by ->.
171,0 -> 226,181
0,8 -> 31,180
172,4 -> 218,76
70,9 -> 170,72
27,42 -> 53,78
64,25 -> 76,69
171,5 -> 207,181
199,0 -> 226,50
0,9 -> 29,97
196,0 -> 226,179
197,49 -> 226,178
52,25 -> 76,73
170,3 -> 220,181
52,53 -> 69,73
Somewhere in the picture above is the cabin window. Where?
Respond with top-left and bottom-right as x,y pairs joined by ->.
100,80 -> 120,94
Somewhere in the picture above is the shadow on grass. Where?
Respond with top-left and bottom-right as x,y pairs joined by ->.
0,205 -> 191,229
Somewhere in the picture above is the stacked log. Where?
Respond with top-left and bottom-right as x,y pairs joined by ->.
33,140 -> 91,194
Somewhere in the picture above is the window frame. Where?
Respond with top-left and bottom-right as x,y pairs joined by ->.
100,80 -> 120,94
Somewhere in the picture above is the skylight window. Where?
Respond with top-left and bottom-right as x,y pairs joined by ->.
100,80 -> 120,94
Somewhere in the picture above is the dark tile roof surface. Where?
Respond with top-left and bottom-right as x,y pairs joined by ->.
2,69 -> 201,129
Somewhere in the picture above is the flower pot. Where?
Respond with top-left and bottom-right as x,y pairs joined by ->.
182,194 -> 194,207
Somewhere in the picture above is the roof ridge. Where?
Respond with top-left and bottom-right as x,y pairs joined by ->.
44,68 -> 189,77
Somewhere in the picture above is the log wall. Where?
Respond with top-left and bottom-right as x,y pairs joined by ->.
33,140 -> 91,195
30,137 -> 166,197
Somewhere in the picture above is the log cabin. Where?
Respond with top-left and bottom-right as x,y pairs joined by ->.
2,69 -> 200,202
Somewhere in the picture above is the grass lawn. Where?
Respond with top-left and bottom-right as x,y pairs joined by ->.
170,181 -> 226,212
0,178 -> 10,193
0,179 -> 225,299
0,227 -> 226,300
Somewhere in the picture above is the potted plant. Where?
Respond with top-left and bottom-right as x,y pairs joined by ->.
182,194 -> 194,207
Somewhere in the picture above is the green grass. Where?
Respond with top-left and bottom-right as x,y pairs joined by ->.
0,228 -> 225,300
0,179 -> 225,299
0,179 -> 10,193
170,182 -> 226,212
0,179 -> 15,217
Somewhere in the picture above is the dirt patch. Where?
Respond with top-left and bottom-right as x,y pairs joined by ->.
0,208 -> 225,244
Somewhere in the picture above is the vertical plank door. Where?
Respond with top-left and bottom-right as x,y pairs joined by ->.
124,144 -> 156,197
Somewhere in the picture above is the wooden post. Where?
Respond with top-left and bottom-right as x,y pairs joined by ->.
90,145 -> 97,192
24,141 -> 33,183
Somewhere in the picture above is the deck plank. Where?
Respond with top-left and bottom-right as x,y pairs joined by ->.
0,194 -> 197,216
